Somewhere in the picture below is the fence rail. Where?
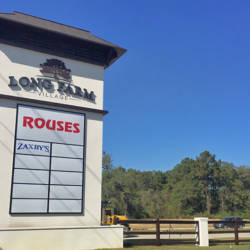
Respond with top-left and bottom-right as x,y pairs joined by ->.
119,219 -> 197,224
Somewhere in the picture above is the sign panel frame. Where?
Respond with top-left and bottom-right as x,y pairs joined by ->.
9,104 -> 86,215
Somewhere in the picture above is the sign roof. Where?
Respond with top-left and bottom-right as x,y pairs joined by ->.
0,11 -> 126,68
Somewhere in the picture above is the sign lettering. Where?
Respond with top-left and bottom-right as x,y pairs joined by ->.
8,76 -> 95,102
23,116 -> 80,133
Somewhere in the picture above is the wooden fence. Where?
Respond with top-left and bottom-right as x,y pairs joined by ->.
208,219 -> 250,245
115,218 -> 199,246
115,218 -> 250,246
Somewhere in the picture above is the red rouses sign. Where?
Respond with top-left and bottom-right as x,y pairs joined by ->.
23,116 -> 80,133
17,105 -> 84,145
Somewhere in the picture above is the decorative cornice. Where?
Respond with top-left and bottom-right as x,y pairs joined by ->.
0,12 -> 126,68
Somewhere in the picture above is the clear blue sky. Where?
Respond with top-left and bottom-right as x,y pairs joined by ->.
2,1 -> 250,171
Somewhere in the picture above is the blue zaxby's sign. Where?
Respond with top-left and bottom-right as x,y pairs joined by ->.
16,142 -> 50,153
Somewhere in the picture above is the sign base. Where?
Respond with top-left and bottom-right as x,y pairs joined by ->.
0,225 -> 123,250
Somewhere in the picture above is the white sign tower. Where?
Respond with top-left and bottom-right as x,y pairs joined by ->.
0,11 -> 126,250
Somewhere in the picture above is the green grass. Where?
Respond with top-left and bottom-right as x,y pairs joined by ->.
98,243 -> 250,249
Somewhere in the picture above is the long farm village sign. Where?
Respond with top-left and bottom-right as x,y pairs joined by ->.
7,59 -> 96,102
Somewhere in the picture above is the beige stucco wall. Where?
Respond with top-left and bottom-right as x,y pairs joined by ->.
0,99 -> 103,228
0,43 -> 104,110
0,42 -> 106,229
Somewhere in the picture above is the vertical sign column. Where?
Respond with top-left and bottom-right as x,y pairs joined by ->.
10,105 -> 85,214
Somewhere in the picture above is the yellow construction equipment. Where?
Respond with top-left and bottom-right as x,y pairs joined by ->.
101,202 -> 130,232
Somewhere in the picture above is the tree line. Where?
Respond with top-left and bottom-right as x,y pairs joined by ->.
102,151 -> 250,219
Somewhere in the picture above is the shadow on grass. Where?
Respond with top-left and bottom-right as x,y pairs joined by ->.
124,238 -> 195,247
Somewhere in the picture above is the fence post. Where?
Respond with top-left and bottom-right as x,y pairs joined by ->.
195,221 -> 200,245
234,217 -> 239,245
156,217 -> 161,246
194,217 -> 209,247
